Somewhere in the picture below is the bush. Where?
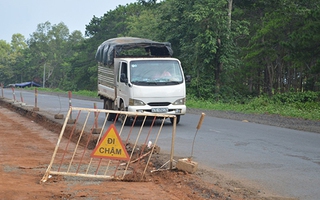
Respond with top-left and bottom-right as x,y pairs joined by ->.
272,91 -> 320,104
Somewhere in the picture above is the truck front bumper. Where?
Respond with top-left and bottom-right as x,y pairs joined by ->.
127,105 -> 186,115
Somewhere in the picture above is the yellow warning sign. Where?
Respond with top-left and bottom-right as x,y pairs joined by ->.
91,124 -> 129,160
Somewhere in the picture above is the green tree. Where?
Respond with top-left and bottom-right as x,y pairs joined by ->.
284,0 -> 320,91
27,21 -> 84,89
0,40 -> 12,85
0,34 -> 28,85
240,0 -> 320,96
10,34 -> 28,83
77,2 -> 145,91
125,7 -> 162,40
158,0 -> 248,100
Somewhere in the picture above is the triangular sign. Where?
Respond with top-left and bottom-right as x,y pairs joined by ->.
91,124 -> 129,160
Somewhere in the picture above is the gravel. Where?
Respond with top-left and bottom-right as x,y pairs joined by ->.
187,108 -> 320,134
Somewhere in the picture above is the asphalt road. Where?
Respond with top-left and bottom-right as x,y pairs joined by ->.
2,88 -> 320,200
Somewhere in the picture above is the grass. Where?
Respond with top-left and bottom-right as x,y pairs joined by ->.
186,96 -> 320,121
23,87 -> 98,98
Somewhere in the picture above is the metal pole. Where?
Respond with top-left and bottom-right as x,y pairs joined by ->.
68,91 -> 72,119
94,103 -> 98,128
169,116 -> 177,169
1,83 -> 3,98
32,88 -> 40,111
190,113 -> 206,160
11,87 -> 16,101
43,64 -> 45,88
35,88 -> 38,108
20,92 -> 24,102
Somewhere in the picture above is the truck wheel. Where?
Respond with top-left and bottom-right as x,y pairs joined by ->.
170,115 -> 180,124
104,99 -> 115,121
119,102 -> 132,126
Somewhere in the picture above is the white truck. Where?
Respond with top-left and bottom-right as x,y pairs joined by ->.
95,37 -> 190,124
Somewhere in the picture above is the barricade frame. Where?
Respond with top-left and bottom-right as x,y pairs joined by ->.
41,106 -> 177,183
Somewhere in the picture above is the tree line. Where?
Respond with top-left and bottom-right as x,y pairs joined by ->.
0,0 -> 319,101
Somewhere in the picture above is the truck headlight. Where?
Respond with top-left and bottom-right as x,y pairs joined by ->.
129,98 -> 146,106
173,98 -> 185,105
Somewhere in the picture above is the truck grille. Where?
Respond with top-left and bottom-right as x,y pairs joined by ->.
148,102 -> 171,106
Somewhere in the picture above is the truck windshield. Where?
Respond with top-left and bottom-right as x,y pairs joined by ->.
130,60 -> 183,86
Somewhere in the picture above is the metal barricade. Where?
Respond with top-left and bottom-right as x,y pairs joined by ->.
41,106 -> 177,183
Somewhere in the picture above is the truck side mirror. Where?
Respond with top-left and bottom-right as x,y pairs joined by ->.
185,75 -> 191,83
120,73 -> 128,83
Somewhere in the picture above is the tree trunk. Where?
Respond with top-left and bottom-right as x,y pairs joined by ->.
227,0 -> 232,31
257,69 -> 261,96
299,67 -> 303,92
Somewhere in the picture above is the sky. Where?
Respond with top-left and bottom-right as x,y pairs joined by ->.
0,0 -> 136,43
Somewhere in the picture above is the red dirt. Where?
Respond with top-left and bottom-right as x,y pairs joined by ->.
0,105 -> 294,200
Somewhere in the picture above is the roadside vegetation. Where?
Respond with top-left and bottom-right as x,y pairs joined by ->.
24,87 -> 98,98
187,91 -> 320,121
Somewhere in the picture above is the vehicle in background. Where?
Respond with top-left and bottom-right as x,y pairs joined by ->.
95,37 -> 190,125
4,81 -> 41,88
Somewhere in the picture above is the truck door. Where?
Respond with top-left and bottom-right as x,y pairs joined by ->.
117,61 -> 129,109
